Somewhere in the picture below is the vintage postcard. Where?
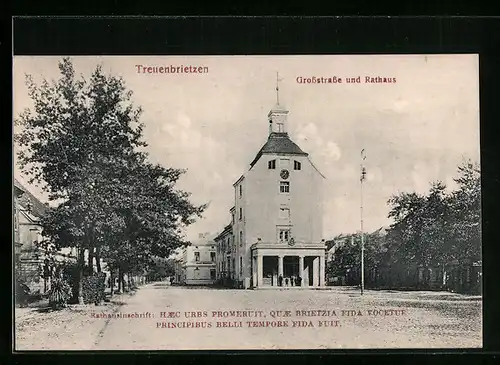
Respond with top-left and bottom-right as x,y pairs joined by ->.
13,54 -> 481,350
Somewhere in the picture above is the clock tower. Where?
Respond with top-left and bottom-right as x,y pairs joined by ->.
216,75 -> 326,290
268,104 -> 289,135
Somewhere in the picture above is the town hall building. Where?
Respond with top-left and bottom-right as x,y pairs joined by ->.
215,80 -> 326,289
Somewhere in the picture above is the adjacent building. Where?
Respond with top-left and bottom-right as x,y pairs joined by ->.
174,233 -> 217,285
14,178 -> 77,294
214,223 -> 234,285
215,95 -> 326,289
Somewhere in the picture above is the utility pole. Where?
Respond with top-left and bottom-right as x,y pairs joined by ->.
360,149 -> 367,295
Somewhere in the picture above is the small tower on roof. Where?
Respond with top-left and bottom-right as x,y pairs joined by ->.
268,72 -> 289,135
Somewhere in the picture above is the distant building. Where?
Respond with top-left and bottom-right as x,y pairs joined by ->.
174,233 -> 217,285
327,239 -> 347,262
14,178 -> 77,294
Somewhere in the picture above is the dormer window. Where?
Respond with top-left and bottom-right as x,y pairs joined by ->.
294,161 -> 301,170
268,160 -> 276,169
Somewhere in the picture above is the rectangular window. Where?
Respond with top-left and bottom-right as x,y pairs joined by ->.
239,231 -> 243,245
277,123 -> 284,132
210,269 -> 216,280
279,207 -> 290,219
280,181 -> 290,193
280,158 -> 289,167
239,207 -> 242,220
239,257 -> 243,276
268,159 -> 276,169
279,229 -> 291,242
210,252 -> 216,262
231,213 -> 235,224
239,184 -> 242,198
194,252 -> 200,262
294,160 -> 301,170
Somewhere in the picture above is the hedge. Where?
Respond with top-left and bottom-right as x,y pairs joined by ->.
62,264 -> 106,304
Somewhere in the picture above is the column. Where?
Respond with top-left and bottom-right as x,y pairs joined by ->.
257,254 -> 263,287
299,256 -> 304,286
319,255 -> 325,287
313,257 -> 319,287
278,255 -> 284,277
252,255 -> 257,288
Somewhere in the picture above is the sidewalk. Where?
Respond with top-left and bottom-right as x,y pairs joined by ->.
14,288 -> 140,351
253,285 -> 481,301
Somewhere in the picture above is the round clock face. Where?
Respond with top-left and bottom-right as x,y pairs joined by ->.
280,169 -> 289,179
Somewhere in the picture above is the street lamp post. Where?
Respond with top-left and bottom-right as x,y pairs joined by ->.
360,149 -> 367,295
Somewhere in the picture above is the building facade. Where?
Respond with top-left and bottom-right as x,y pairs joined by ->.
217,98 -> 326,289
14,178 -> 77,294
14,183 -> 24,258
214,223 -> 234,285
174,233 -> 217,285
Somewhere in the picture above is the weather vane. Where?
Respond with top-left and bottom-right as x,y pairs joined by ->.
276,72 -> 283,105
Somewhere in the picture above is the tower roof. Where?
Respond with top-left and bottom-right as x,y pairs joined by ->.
268,103 -> 288,114
250,132 -> 308,167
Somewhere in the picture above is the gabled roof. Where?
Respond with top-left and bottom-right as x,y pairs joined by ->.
250,132 -> 308,168
14,178 -> 49,218
371,226 -> 390,237
214,224 -> 232,241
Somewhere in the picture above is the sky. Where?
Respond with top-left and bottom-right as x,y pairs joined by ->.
13,55 -> 480,241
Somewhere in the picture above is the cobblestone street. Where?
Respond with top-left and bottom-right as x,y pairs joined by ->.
15,282 -> 482,351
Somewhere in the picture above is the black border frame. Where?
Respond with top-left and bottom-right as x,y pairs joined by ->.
9,16 -> 500,363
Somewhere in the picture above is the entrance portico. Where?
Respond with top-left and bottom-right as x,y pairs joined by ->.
251,242 -> 326,288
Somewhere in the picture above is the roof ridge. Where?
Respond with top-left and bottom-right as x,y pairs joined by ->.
14,177 -> 49,216
249,133 -> 308,167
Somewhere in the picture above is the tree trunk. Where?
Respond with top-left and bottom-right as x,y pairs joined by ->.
128,273 -> 132,290
96,246 -> 101,273
123,271 -> 128,292
118,267 -> 122,293
442,263 -> 447,287
78,248 -> 85,305
110,271 -> 114,297
88,247 -> 94,273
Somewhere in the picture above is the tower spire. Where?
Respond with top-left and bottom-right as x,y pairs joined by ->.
268,71 -> 289,135
276,72 -> 283,106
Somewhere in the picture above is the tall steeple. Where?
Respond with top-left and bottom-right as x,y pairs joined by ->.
268,72 -> 289,135
275,71 -> 282,106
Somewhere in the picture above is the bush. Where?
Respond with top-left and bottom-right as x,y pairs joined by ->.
59,262 -> 107,304
61,262 -> 80,304
48,278 -> 72,309
82,273 -> 106,304
15,279 -> 31,307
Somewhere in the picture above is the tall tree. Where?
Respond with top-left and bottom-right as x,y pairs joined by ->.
15,58 -> 205,303
449,160 -> 481,263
